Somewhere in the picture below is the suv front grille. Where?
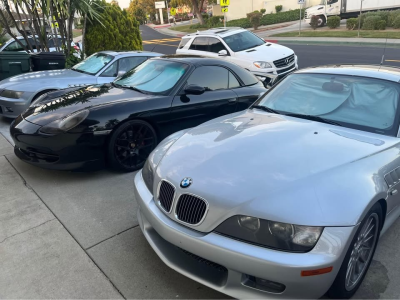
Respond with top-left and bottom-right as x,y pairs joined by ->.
176,194 -> 207,225
274,54 -> 295,68
158,180 -> 175,212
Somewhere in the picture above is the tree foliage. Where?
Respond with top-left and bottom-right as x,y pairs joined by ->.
85,1 -> 142,56
127,0 -> 147,24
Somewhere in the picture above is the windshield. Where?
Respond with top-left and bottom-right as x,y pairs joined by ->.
72,53 -> 114,75
256,73 -> 400,136
223,31 -> 265,52
114,59 -> 189,95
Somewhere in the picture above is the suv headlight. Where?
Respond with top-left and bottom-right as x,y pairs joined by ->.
0,89 -> 24,99
39,109 -> 89,135
215,215 -> 323,252
253,61 -> 272,69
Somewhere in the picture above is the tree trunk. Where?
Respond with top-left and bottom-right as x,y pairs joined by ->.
191,0 -> 204,25
81,13 -> 87,59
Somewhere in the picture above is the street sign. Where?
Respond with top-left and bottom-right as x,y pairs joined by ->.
298,0 -> 305,4
155,1 -> 165,9
220,0 -> 229,6
170,7 -> 176,15
222,7 -> 228,12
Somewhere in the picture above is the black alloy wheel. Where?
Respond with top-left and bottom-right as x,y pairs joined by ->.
108,120 -> 157,172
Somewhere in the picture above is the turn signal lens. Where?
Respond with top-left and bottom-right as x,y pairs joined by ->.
301,267 -> 333,277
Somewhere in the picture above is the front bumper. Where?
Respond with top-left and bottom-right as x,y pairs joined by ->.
10,116 -> 108,171
0,94 -> 32,118
134,171 -> 357,299
252,63 -> 298,86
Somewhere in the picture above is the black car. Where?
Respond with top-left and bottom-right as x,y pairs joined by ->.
10,55 -> 266,172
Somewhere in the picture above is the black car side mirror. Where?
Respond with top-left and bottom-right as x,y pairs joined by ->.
184,84 -> 205,95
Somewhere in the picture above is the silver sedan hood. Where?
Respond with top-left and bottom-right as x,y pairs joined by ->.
156,110 -> 398,229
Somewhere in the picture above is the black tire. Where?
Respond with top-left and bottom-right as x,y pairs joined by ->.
318,16 -> 326,27
327,203 -> 383,299
107,120 -> 157,172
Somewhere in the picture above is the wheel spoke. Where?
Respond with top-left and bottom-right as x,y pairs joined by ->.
363,234 -> 374,245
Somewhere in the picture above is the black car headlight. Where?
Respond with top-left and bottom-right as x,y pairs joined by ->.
39,109 -> 89,135
215,215 -> 323,252
142,158 -> 155,193
0,89 -> 24,99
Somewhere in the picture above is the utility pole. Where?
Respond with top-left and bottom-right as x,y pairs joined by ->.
357,0 -> 364,38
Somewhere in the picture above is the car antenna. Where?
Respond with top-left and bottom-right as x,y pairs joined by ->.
150,44 -> 157,52
379,35 -> 388,70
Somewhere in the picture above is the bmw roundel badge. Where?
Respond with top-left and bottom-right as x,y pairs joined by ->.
180,177 -> 192,188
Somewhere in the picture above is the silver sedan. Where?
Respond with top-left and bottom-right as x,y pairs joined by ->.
0,51 -> 161,118
134,65 -> 400,298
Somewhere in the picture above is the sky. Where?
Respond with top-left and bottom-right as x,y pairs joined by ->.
106,0 -> 130,9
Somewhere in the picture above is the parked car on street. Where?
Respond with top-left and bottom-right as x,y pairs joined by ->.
134,65 -> 400,299
176,27 -> 298,86
10,55 -> 266,171
0,51 -> 161,118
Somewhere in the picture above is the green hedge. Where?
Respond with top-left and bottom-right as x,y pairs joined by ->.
346,18 -> 358,30
327,16 -> 340,28
362,16 -> 381,30
376,20 -> 386,30
388,10 -> 400,27
394,15 -> 400,29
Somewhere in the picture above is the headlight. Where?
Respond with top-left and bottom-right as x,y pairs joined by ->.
39,109 -> 89,135
0,89 -> 24,99
253,61 -> 272,69
142,158 -> 155,192
215,215 -> 323,252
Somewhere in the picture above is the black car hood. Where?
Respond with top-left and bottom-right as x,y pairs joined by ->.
22,85 -> 155,126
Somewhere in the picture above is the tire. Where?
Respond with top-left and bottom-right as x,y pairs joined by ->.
318,16 -> 326,27
327,203 -> 382,299
107,120 -> 158,172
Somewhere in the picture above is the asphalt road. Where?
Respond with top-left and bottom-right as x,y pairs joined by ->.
140,25 -> 400,68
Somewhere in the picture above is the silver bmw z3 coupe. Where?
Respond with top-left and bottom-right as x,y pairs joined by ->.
133,65 -> 400,299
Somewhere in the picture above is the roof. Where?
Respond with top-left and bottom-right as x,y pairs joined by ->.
153,54 -> 238,67
98,51 -> 162,57
295,64 -> 400,83
183,27 -> 245,38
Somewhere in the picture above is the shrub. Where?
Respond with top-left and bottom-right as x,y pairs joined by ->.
362,15 -> 381,30
247,11 -> 262,30
275,5 -> 282,13
388,10 -> 400,27
346,18 -> 358,30
226,18 -> 251,28
375,11 -> 390,23
394,15 -> 400,29
376,20 -> 386,30
190,23 -> 208,29
260,8 -> 266,14
310,15 -> 319,30
201,13 -> 209,20
259,8 -> 305,26
327,16 -> 340,28
207,16 -> 222,28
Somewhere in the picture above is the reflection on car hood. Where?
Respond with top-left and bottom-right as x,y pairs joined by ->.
235,43 -> 294,63
22,85 -> 154,126
0,69 -> 97,92
157,110 -> 397,229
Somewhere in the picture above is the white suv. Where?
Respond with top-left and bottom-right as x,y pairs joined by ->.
176,27 -> 298,85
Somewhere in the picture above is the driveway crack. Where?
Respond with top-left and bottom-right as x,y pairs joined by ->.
0,218 -> 56,244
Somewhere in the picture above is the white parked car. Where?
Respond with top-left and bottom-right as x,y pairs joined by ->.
176,27 -> 298,85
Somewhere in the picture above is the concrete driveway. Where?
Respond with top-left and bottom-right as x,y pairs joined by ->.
0,115 -> 399,299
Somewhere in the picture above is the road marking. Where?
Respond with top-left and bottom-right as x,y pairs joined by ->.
142,38 -> 181,45
385,60 -> 400,62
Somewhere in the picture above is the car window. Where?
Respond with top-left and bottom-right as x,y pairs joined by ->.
223,31 -> 264,52
178,38 -> 191,49
100,61 -> 118,77
227,63 -> 259,86
118,57 -> 147,73
189,37 -> 209,52
4,40 -> 25,51
72,53 -> 114,75
187,66 -> 228,91
209,37 -> 226,53
229,72 -> 240,88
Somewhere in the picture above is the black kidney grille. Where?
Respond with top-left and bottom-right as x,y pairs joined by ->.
158,181 -> 175,212
176,194 -> 207,225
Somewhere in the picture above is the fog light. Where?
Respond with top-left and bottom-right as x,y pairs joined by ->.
242,274 -> 286,293
5,107 -> 13,113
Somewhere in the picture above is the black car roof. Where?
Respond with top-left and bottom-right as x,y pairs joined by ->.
152,54 -> 236,67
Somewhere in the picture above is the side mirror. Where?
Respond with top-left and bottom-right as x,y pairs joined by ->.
218,50 -> 228,56
184,84 -> 205,95
117,70 -> 126,77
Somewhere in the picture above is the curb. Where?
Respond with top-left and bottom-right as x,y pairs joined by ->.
275,40 -> 400,47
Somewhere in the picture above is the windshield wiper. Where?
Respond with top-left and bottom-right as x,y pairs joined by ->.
282,113 -> 343,127
71,68 -> 85,74
121,84 -> 148,94
252,105 -> 280,114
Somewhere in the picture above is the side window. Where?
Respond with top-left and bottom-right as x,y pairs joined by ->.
178,38 -> 191,49
209,37 -> 226,53
229,72 -> 240,88
118,57 -> 147,73
100,61 -> 118,77
4,41 -> 25,51
189,37 -> 209,52
187,66 -> 228,91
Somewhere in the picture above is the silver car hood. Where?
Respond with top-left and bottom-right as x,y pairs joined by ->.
0,69 -> 97,92
157,110 -> 398,229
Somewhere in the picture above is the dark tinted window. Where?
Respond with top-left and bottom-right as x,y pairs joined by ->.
209,37 -> 226,53
178,38 -> 191,49
227,63 -> 259,86
187,66 -> 228,91
189,37 -> 208,51
4,41 -> 25,51
100,61 -> 118,77
229,72 -> 240,88
118,56 -> 147,72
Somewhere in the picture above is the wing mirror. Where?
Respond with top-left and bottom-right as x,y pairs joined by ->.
218,50 -> 228,56
184,84 -> 205,95
117,70 -> 126,77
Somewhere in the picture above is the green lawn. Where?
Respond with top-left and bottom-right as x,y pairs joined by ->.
72,29 -> 82,38
271,30 -> 400,39
169,24 -> 207,33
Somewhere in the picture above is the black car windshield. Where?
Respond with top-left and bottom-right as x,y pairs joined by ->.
72,53 -> 114,75
114,59 -> 189,95
256,73 -> 400,136
223,31 -> 265,52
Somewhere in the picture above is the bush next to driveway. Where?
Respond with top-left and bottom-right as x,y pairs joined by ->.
327,16 -> 341,29
346,18 -> 358,30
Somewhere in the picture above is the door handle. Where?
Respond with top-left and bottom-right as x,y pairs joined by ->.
228,98 -> 237,102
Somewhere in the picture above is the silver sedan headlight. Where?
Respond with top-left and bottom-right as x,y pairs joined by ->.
253,61 -> 272,69
215,215 -> 323,252
0,89 -> 24,99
